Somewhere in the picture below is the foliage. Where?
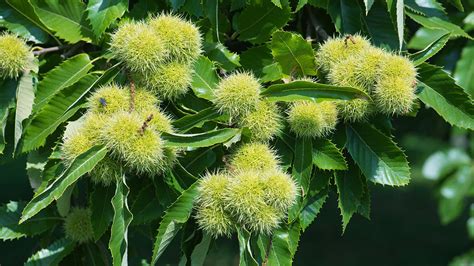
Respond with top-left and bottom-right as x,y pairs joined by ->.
0,0 -> 473,265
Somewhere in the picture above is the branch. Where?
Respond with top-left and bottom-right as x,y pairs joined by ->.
306,6 -> 329,42
127,71 -> 136,112
33,46 -> 63,56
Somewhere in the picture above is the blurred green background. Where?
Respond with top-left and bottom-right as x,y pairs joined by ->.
1,107 -> 471,266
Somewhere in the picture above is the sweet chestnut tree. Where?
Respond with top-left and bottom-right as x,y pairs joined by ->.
0,0 -> 473,265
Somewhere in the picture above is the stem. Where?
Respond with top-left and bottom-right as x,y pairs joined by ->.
33,46 -> 63,56
139,114 -> 154,135
306,6 -> 329,41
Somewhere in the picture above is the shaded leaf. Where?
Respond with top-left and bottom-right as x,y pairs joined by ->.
454,42 -> 474,98
0,79 -> 17,154
417,63 -> 474,130
298,188 -> 328,231
20,146 -> 107,223
109,174 -> 133,266
162,128 -> 240,148
406,11 -> 472,40
25,238 -> 75,266
346,123 -> 410,186
203,42 -> 241,71
234,1 -> 291,44
293,137 -> 313,196
258,226 -> 292,266
438,167 -> 474,224
14,70 -> 36,151
240,45 -> 283,83
237,228 -> 258,266
261,81 -> 369,102
0,201 -> 59,240
335,163 -> 364,232
172,107 -> 221,133
151,182 -> 198,264
327,0 -> 362,34
422,149 -> 471,181
90,184 -> 114,240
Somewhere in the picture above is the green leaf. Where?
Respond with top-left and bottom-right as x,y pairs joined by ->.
33,54 -> 94,113
0,79 -> 17,154
422,149 -> 471,181
327,0 -> 363,34
90,184 -> 114,240
234,1 -> 291,44
410,33 -> 450,66
298,188 -> 328,231
270,31 -> 316,77
293,137 -> 313,196
467,204 -> 474,239
237,228 -> 258,266
172,107 -> 221,133
180,231 -> 212,266
109,174 -> 133,266
346,123 -> 410,186
130,183 -> 163,225
162,128 -> 240,148
20,146 -> 107,223
395,0 -> 404,50
438,167 -> 473,224
191,56 -> 218,101
203,42 -> 241,71
312,138 -> 347,170
86,0 -> 128,38
258,226 -> 292,266
405,0 -> 447,19
408,27 -> 448,50
417,63 -> 474,130
335,163 -> 364,232
151,182 -> 198,264
261,81 -> 369,102
406,11 -> 472,40
14,70 -> 36,151
0,0 -> 54,43
29,0 -> 95,43
25,238 -> 75,266
22,74 -> 97,153
363,1 -> 399,49
447,0 -> 463,12
454,42 -> 474,98
240,45 -> 283,83
363,0 -> 374,14
0,201 -> 59,240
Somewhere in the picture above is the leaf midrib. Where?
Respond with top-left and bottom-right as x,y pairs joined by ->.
275,33 -> 306,76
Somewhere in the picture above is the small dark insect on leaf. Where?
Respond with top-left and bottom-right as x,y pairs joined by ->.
99,97 -> 107,107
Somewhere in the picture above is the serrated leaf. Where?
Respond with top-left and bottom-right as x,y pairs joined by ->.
363,1 -> 399,49
203,42 -> 241,71
151,182 -> 198,264
335,164 -> 364,232
25,238 -> 75,266
405,0 -> 447,19
20,146 -> 107,223
32,54 -> 93,113
406,11 -> 472,40
417,63 -> 474,130
86,0 -> 128,38
261,81 -> 369,102
293,137 -> 313,196
109,174 -> 133,266
346,123 -> 410,186
14,70 -> 36,151
0,0 -> 53,43
237,228 -> 258,266
454,42 -> 474,98
312,138 -> 347,170
298,188 -> 328,231
258,226 -> 292,266
22,74 -> 97,153
234,1 -> 291,44
0,201 -> 59,240
410,33 -> 450,66
240,45 -> 283,83
29,0 -> 95,43
90,184 -> 114,240
270,30 -> 316,77
448,0 -> 463,12
191,56 -> 218,101
0,79 -> 17,154
172,107 -> 221,133
162,128 -> 240,148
